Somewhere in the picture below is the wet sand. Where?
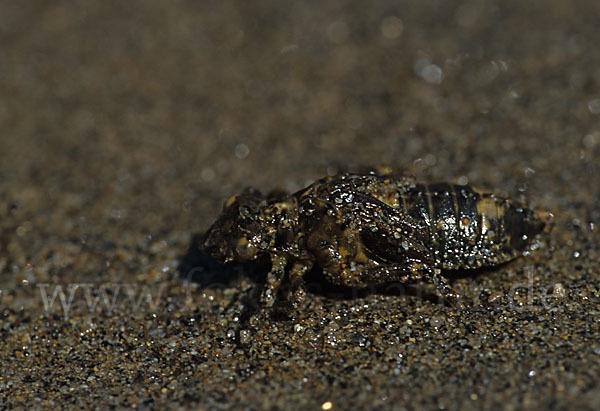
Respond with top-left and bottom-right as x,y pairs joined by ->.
1,1 -> 599,409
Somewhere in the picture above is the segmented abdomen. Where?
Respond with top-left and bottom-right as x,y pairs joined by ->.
399,183 -> 543,270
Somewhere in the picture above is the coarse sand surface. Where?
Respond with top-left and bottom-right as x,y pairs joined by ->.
1,1 -> 599,409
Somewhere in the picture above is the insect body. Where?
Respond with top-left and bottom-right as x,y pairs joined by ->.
200,173 -> 552,307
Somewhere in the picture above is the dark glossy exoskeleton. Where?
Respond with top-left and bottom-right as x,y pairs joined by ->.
201,173 -> 553,307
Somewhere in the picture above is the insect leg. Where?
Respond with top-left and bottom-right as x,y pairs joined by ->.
259,254 -> 287,307
331,192 -> 463,305
430,269 -> 463,308
288,261 -> 313,308
357,263 -> 463,308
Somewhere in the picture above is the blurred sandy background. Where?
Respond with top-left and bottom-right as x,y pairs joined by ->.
1,1 -> 599,409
